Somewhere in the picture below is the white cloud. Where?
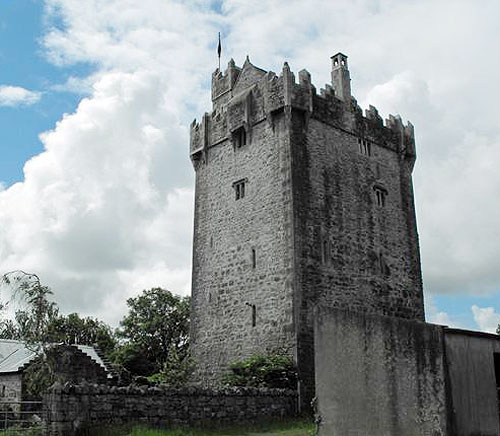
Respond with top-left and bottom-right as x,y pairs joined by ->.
425,295 -> 462,328
50,74 -> 99,95
427,308 -> 453,327
471,305 -> 500,333
220,0 -> 500,301
0,0 -> 226,324
0,70 -> 195,324
1,0 -> 500,326
0,86 -> 41,107
362,71 -> 500,296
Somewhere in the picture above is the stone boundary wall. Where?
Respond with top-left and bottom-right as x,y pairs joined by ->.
44,383 -> 298,435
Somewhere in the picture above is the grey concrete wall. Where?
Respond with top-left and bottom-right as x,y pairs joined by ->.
314,306 -> 449,436
444,329 -> 500,436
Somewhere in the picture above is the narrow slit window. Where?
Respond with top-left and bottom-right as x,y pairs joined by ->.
246,303 -> 256,327
322,239 -> 329,264
233,179 -> 246,200
252,248 -> 256,269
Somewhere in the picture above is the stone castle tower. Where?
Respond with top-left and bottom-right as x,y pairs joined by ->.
189,53 -> 424,404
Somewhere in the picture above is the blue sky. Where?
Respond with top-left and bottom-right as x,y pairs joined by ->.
0,0 -> 93,187
0,0 -> 499,329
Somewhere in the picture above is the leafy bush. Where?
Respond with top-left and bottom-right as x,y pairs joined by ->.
147,347 -> 194,387
222,352 -> 297,389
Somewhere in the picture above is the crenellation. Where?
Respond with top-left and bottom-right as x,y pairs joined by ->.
212,59 -> 242,106
365,105 -> 383,125
190,54 -> 423,409
189,116 -> 204,155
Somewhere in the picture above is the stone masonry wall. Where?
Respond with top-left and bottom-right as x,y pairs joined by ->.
49,345 -> 109,386
293,106 -> 423,320
44,384 -> 297,436
0,373 -> 22,403
190,57 -> 423,404
190,109 -> 296,382
291,99 -> 423,405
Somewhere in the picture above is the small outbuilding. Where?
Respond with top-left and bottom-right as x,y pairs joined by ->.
0,339 -> 115,401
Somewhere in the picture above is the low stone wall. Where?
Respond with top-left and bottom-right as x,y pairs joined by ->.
44,383 -> 298,435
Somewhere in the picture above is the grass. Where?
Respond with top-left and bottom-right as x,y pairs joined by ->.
96,419 -> 315,436
0,427 -> 44,436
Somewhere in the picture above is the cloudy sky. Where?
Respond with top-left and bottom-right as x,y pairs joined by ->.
0,0 -> 499,331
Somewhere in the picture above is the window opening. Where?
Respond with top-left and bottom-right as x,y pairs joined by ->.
378,253 -> 391,276
246,303 -> 256,327
234,127 -> 247,148
374,186 -> 387,207
252,248 -> 256,269
359,138 -> 371,156
233,179 -> 246,200
322,240 -> 329,264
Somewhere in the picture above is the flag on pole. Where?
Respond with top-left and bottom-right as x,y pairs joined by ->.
217,32 -> 221,70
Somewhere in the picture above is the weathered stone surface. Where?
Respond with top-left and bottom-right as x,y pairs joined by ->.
44,384 -> 297,435
189,54 -> 423,407
0,373 -> 22,401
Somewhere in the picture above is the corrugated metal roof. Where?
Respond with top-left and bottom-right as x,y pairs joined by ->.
0,339 -> 38,373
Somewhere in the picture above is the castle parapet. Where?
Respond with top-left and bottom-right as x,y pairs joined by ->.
190,55 -> 416,166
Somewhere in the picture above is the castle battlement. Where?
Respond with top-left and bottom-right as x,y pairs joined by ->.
190,55 -> 415,165
190,53 -> 424,406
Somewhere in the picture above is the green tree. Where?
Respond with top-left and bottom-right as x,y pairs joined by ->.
0,271 -> 117,396
0,270 -> 59,342
46,312 -> 117,356
147,345 -> 194,387
111,343 -> 157,377
115,287 -> 190,377
0,271 -> 60,397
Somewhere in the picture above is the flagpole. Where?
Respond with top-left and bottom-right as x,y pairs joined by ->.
217,32 -> 221,71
